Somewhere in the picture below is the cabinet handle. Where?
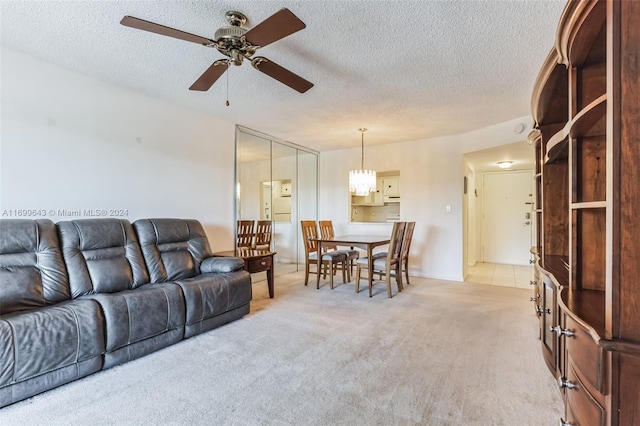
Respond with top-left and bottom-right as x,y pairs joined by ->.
558,377 -> 577,389
530,297 -> 537,302
260,261 -> 266,266
536,306 -> 551,314
550,326 -> 575,337
529,259 -> 535,264
559,419 -> 573,426
529,280 -> 537,286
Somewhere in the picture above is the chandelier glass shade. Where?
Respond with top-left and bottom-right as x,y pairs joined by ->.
349,128 -> 376,196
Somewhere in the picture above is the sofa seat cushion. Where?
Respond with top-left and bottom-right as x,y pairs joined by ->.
0,299 -> 104,407
87,282 -> 185,368
173,271 -> 251,338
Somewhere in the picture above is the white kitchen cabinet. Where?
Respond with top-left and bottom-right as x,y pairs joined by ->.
381,176 -> 399,196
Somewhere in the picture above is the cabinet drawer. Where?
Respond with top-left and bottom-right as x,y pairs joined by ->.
246,256 -> 272,273
565,315 -> 607,394
565,362 -> 606,426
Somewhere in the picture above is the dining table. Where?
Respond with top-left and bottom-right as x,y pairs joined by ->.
313,234 -> 390,290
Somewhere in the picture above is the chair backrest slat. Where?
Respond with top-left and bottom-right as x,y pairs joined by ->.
387,221 -> 406,265
318,220 -> 337,252
237,220 -> 255,248
401,221 -> 415,261
254,220 -> 272,249
300,220 -> 318,255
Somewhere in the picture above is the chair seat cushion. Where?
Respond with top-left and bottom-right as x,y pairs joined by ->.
309,252 -> 347,261
335,249 -> 359,260
357,252 -> 387,264
356,254 -> 389,269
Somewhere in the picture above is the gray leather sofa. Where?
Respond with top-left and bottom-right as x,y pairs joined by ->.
0,218 -> 251,408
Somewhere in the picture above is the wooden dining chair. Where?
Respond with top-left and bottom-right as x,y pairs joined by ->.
400,221 -> 415,285
300,220 -> 349,289
319,220 -> 359,276
254,220 -> 272,250
236,220 -> 255,248
355,221 -> 406,298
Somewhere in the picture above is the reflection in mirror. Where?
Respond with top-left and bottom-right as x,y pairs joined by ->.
236,126 -> 318,278
262,180 -> 292,222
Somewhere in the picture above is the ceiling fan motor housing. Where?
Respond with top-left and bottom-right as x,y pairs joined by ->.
214,25 -> 255,65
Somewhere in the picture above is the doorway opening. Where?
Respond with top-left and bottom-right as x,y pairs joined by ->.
463,141 -> 536,288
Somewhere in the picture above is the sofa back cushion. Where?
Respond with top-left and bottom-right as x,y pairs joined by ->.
133,218 -> 213,282
58,219 -> 149,297
0,219 -> 70,315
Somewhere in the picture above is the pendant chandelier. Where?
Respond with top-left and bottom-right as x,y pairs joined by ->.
349,128 -> 376,196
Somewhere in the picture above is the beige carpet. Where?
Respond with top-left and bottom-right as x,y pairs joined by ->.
0,272 -> 562,425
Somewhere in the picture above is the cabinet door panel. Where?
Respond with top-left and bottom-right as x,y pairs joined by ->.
565,315 -> 606,394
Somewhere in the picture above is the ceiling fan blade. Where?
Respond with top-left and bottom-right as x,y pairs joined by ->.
189,61 -> 229,91
244,8 -> 306,48
120,16 -> 214,46
252,57 -> 313,93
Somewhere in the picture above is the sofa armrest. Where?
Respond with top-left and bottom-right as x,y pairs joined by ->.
200,257 -> 245,273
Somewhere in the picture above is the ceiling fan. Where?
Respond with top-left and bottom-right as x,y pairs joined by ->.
120,8 -> 313,94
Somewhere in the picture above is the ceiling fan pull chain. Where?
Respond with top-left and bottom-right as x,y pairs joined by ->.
225,68 -> 230,106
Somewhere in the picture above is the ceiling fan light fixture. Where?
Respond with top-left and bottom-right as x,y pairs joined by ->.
349,128 -> 377,196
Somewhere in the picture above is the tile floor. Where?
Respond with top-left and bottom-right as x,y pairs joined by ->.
466,262 -> 533,289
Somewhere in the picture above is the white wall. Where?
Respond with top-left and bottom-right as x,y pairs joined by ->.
0,48 -> 237,249
460,116 -> 532,154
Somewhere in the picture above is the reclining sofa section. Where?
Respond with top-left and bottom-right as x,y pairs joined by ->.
0,217 -> 252,408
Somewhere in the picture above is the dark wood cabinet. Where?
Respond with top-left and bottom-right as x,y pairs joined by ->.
530,1 -> 640,424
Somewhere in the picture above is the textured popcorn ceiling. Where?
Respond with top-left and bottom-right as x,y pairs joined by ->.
0,0 -> 565,152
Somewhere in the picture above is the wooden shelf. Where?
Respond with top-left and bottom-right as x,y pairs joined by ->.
559,287 -> 606,339
531,50 -> 569,126
556,0 -> 606,66
545,94 -> 606,163
570,94 -> 607,139
542,254 -> 570,287
545,139 -> 568,164
571,201 -> 606,209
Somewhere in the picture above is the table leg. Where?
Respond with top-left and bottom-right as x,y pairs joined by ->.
267,256 -> 275,298
367,245 -> 374,297
316,242 -> 322,289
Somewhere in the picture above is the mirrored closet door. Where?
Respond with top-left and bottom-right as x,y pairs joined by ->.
235,126 -> 318,276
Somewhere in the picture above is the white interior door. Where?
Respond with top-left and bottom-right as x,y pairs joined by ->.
482,171 -> 533,265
